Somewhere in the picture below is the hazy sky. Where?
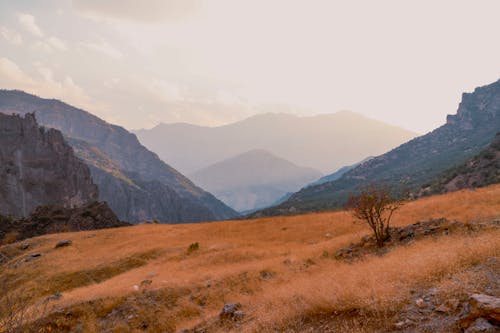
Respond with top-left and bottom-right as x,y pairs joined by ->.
0,0 -> 499,133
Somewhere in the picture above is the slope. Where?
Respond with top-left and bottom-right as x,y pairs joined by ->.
190,149 -> 322,211
420,132 -> 500,195
0,90 -> 237,223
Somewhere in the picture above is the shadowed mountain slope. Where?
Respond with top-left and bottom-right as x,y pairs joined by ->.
0,90 -> 237,223
256,79 -> 500,216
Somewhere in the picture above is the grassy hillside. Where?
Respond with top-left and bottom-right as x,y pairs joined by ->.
1,185 -> 499,332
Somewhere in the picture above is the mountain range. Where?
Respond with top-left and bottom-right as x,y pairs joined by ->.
256,79 -> 500,216
134,111 -> 417,175
189,149 -> 322,212
0,90 -> 237,223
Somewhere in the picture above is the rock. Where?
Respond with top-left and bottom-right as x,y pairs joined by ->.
394,319 -> 414,329
219,302 -> 244,321
0,113 -> 97,218
435,304 -> 451,313
140,279 -> 152,289
464,318 -> 497,333
416,298 -> 427,309
459,294 -> 500,329
24,253 -> 42,262
44,292 -> 63,303
260,270 -> 275,280
55,240 -> 72,248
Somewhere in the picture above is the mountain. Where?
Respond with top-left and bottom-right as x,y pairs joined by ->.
189,149 -> 322,212
309,156 -> 373,186
134,111 -> 417,175
0,113 -> 97,217
0,90 -> 237,223
256,79 -> 500,216
420,132 -> 500,196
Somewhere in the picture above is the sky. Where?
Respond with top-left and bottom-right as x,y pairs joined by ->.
0,0 -> 499,133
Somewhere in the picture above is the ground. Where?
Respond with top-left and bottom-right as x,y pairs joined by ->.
1,185 -> 499,332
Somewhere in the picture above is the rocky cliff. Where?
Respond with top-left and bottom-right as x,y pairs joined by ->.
0,91 -> 237,223
0,113 -> 98,217
256,79 -> 500,216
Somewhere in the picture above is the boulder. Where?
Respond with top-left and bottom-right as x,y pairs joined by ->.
464,318 -> 497,333
459,294 -> 500,329
55,240 -> 72,248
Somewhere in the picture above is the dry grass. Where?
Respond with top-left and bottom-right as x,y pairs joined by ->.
0,185 -> 499,332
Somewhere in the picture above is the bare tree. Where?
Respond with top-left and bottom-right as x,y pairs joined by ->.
347,185 -> 404,247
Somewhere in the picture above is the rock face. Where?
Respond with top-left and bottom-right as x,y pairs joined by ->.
0,90 -> 237,223
0,201 -> 127,242
0,113 -> 97,217
258,79 -> 500,216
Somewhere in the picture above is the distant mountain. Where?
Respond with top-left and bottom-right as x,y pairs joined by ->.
0,113 -> 97,217
0,90 -> 237,223
309,156 -> 373,186
420,132 -> 500,196
256,79 -> 500,216
189,149 -> 322,212
134,111 -> 417,175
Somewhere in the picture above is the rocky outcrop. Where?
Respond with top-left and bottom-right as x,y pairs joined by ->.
0,201 -> 127,243
420,132 -> 500,196
0,90 -> 238,223
0,113 -> 97,217
258,79 -> 500,216
459,294 -> 500,330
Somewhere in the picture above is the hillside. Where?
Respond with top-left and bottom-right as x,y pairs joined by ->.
0,90 -> 237,223
258,79 -> 500,216
0,113 -> 97,217
310,156 -> 373,186
1,185 -> 499,332
134,111 -> 417,174
421,132 -> 500,196
190,150 -> 322,211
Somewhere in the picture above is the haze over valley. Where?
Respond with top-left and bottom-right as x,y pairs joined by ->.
0,1 -> 499,332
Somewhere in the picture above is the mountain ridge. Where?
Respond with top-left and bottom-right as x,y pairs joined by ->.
255,79 -> 500,216
0,90 -> 237,223
134,111 -> 417,175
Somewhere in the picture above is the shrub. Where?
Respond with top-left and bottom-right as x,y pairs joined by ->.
347,185 -> 404,247
187,242 -> 199,254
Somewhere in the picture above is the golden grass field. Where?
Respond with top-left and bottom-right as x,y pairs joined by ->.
1,185 -> 500,332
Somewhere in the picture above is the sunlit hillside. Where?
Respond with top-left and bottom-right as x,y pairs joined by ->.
1,185 -> 499,332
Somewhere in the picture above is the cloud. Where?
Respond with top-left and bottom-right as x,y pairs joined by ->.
47,36 -> 67,51
146,78 -> 185,102
0,26 -> 23,45
17,13 -> 43,37
73,0 -> 201,22
0,57 -> 96,113
78,38 -> 123,58
0,57 -> 36,86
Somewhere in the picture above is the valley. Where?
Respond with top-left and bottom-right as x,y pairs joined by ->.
1,185 -> 499,332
